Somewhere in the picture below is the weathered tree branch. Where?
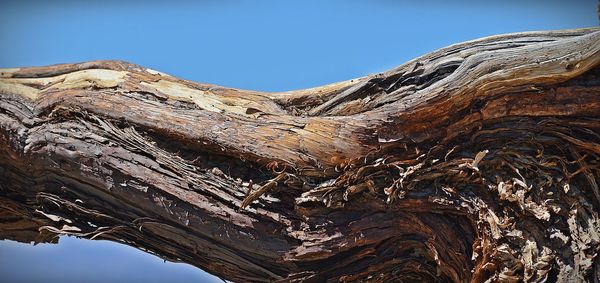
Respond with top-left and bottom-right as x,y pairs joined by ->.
1,28 -> 599,282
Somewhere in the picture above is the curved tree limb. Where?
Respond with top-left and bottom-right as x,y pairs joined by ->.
1,28 -> 600,282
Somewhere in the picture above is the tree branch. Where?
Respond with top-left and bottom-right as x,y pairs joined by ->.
1,28 -> 599,282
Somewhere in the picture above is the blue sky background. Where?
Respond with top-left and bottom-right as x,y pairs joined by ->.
0,237 -> 218,283
0,0 -> 597,282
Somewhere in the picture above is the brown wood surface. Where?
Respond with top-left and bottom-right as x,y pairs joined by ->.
1,28 -> 600,282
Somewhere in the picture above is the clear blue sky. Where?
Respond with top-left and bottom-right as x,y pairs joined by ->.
0,237 -> 220,283
0,1 -> 597,282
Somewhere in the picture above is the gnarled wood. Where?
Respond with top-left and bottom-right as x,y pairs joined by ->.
1,28 -> 600,282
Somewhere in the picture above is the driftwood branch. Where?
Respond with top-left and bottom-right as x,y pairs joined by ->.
1,28 -> 600,282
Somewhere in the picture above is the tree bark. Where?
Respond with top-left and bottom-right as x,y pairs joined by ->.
1,28 -> 600,282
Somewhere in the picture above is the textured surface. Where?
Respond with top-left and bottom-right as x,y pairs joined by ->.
1,28 -> 600,282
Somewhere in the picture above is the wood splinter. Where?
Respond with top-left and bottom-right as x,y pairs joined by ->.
241,173 -> 290,209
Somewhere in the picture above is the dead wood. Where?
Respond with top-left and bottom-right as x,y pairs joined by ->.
1,28 -> 600,282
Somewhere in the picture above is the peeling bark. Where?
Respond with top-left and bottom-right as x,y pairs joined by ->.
1,28 -> 600,282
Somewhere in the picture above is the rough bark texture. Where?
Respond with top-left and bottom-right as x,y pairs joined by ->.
1,28 -> 600,282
